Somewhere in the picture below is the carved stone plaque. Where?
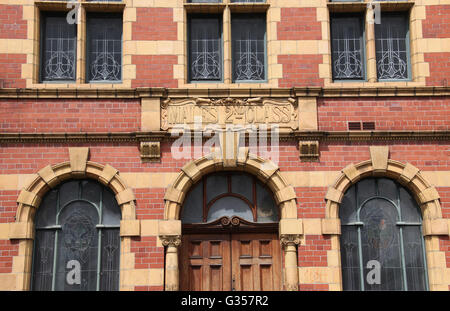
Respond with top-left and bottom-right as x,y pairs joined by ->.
161,97 -> 298,131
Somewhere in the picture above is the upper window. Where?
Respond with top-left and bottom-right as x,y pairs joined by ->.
339,178 -> 428,291
375,13 -> 410,81
31,180 -> 121,291
86,14 -> 123,82
181,172 -> 278,224
231,14 -> 266,82
188,15 -> 222,82
40,13 -> 77,82
331,14 -> 365,81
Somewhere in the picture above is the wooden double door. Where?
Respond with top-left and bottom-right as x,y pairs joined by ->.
180,232 -> 282,291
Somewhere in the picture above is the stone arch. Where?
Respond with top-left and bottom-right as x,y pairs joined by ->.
9,147 -> 139,291
160,149 -> 302,291
324,159 -> 445,225
323,147 -> 449,291
14,160 -> 137,227
163,150 -> 297,221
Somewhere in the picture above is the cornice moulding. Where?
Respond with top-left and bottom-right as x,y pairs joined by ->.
0,131 -> 448,144
1,87 -> 449,99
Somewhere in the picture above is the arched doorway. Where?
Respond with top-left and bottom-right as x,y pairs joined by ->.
179,171 -> 282,291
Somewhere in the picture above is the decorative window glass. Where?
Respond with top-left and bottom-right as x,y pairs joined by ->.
339,178 -> 428,291
181,172 -> 278,224
31,180 -> 121,291
188,15 -> 222,82
231,14 -> 266,82
375,13 -> 410,81
40,13 -> 77,82
86,14 -> 122,82
331,15 -> 365,81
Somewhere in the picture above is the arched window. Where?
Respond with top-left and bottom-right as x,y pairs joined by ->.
181,172 -> 279,226
339,178 -> 428,291
31,180 -> 121,291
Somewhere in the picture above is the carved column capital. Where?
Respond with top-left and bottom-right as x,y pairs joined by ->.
280,234 -> 302,248
160,235 -> 182,248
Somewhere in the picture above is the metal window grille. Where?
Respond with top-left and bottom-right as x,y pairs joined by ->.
189,16 -> 222,82
40,14 -> 77,82
86,14 -> 122,82
375,13 -> 410,80
331,15 -> 365,80
232,14 -> 266,82
31,180 -> 121,291
339,178 -> 428,291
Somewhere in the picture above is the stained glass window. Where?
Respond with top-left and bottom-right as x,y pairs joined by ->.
339,178 -> 428,291
375,13 -> 410,80
181,172 -> 278,224
188,15 -> 222,82
31,180 -> 121,291
40,13 -> 77,82
331,15 -> 365,80
231,14 -> 266,82
86,14 -> 122,82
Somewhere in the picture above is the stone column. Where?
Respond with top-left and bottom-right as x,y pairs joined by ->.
280,234 -> 301,291
161,236 -> 181,291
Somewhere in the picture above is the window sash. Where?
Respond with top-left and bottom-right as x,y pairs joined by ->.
231,14 -> 267,82
375,13 -> 411,81
31,180 -> 121,291
339,178 -> 428,291
86,14 -> 123,83
188,15 -> 223,82
40,14 -> 77,82
331,15 -> 366,81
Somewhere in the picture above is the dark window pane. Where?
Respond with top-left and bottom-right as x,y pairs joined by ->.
55,201 -> 99,291
340,178 -> 428,291
59,180 -> 80,209
403,226 -> 427,291
377,178 -> 398,203
360,199 -> 403,290
356,178 -> 377,207
331,15 -> 364,80
207,196 -> 253,222
232,14 -> 266,81
181,181 -> 204,223
400,187 -> 422,223
340,225 -> 361,291
81,180 -> 102,208
102,187 -> 121,226
32,230 -> 55,291
100,229 -> 120,291
87,14 -> 122,82
231,173 -> 253,203
206,174 -> 228,203
256,183 -> 278,223
340,184 -> 357,224
32,180 -> 121,291
35,189 -> 58,228
189,16 -> 222,81
41,14 -> 77,81
375,14 -> 409,80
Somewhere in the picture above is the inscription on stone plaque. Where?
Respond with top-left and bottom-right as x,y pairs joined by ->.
161,97 -> 298,131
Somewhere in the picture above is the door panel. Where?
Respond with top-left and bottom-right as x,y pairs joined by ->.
231,233 -> 282,291
180,232 -> 281,291
180,234 -> 231,291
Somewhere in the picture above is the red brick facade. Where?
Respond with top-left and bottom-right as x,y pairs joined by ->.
0,1 -> 449,292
